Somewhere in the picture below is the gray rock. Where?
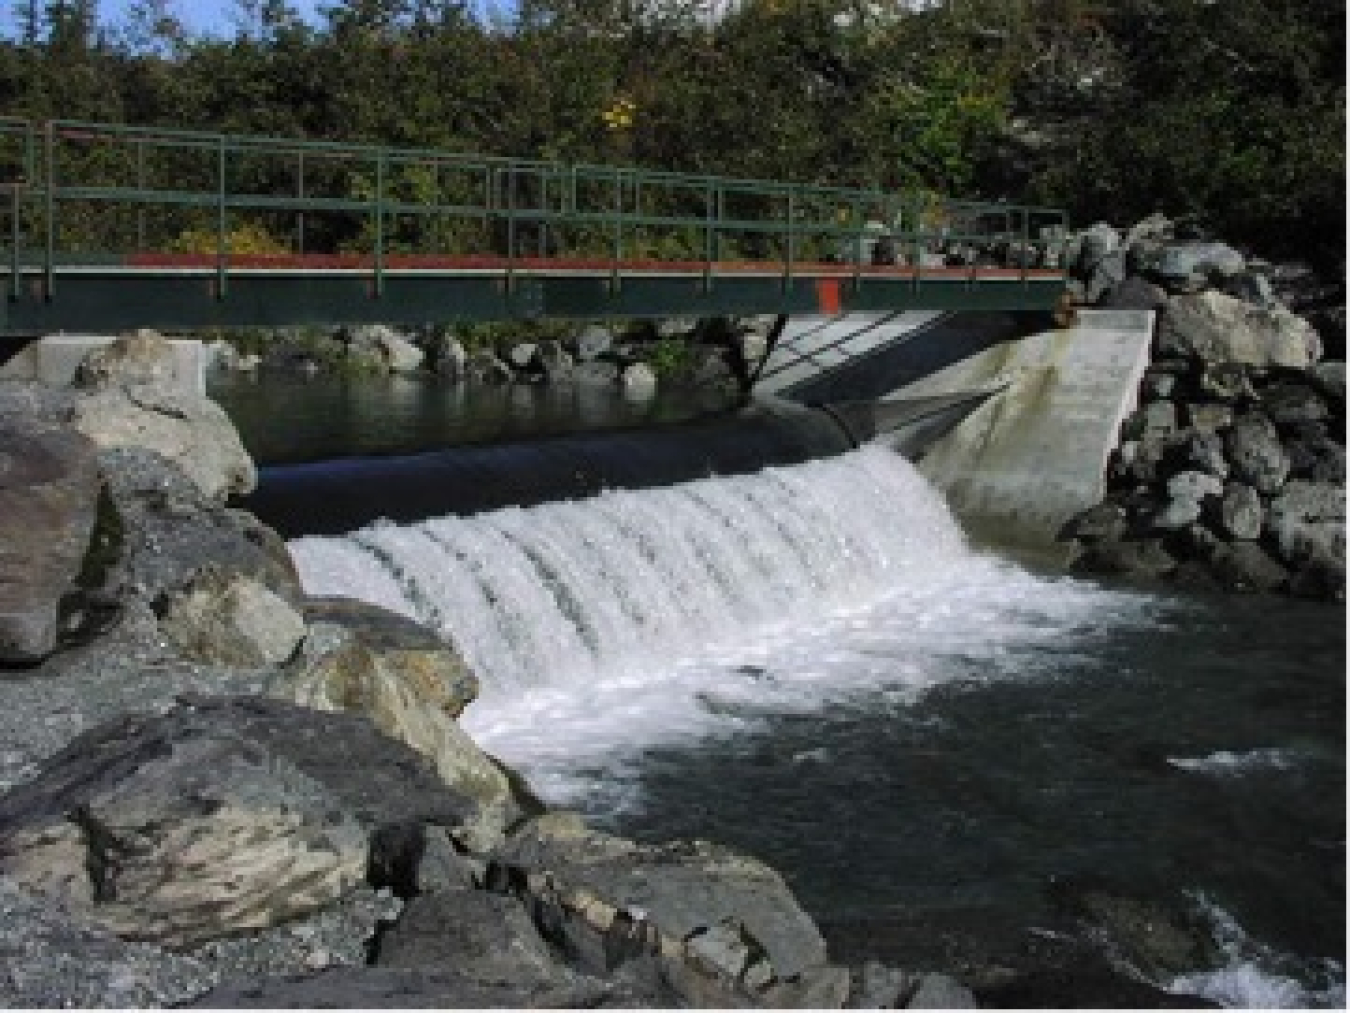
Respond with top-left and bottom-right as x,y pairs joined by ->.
73,329 -> 180,389
1119,432 -> 1175,485
466,349 -> 513,385
1070,222 -> 1121,275
1225,414 -> 1290,494
295,596 -> 480,717
1147,242 -> 1246,290
1085,249 -> 1127,305
1152,497 -> 1203,530
1165,470 -> 1224,503
156,565 -> 306,667
1141,370 -> 1177,402
1124,401 -> 1177,441
1285,430 -> 1346,484
1102,276 -> 1168,311
1220,271 -> 1278,308
575,361 -> 620,386
0,704 -> 368,947
382,335 -> 424,375
1307,361 -> 1345,405
430,335 -> 467,380
346,325 -> 423,374
1070,539 -> 1177,579
575,325 -> 614,362
1216,483 -> 1264,540
1267,481 -> 1346,584
0,425 -> 101,664
1258,380 -> 1329,430
0,696 -> 510,947
1197,363 -> 1254,402
621,362 -> 658,394
375,891 -> 562,979
489,814 -> 834,1006
1209,542 -> 1290,593
98,447 -> 301,611
1173,430 -> 1229,479
1157,291 -> 1321,370
508,342 -> 539,369
908,973 -> 977,1008
271,597 -> 533,853
536,339 -> 575,382
71,382 -> 256,502
1184,402 -> 1235,433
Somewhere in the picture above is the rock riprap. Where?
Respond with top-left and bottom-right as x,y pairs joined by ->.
1060,216 -> 1345,600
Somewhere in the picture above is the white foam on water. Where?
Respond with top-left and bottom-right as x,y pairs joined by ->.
1168,895 -> 1346,1009
1167,748 -> 1303,775
289,444 -> 1156,806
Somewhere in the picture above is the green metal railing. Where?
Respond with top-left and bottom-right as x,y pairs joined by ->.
0,117 -> 1068,307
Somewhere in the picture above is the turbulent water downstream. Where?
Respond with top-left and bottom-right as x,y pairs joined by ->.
283,441 -> 1345,1008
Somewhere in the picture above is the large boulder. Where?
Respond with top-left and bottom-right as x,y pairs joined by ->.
73,329 -> 180,388
0,697 -> 505,947
0,425 -> 102,664
346,325 -> 423,375
70,383 -> 255,503
1214,483 -> 1263,541
488,813 -> 851,1007
1156,291 -> 1322,370
1266,481 -> 1346,593
98,447 -> 301,613
269,597 -> 528,852
155,565 -> 306,667
1144,242 -> 1246,292
1224,414 -> 1290,494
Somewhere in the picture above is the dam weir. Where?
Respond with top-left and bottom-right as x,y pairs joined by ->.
289,445 -> 971,705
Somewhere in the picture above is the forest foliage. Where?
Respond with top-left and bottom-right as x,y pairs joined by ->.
0,0 -> 1342,272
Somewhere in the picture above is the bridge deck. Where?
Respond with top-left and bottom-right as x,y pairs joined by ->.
0,118 -> 1069,335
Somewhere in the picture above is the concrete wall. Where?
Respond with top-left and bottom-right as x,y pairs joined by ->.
0,334 -> 206,396
902,309 -> 1155,552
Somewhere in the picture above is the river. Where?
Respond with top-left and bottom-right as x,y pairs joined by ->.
213,370 -> 1346,1009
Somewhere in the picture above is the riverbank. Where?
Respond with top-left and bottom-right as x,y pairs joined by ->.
0,340 -> 979,1007
1,323 -> 1340,1008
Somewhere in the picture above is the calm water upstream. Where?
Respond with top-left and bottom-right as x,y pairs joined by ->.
215,372 -> 1346,1009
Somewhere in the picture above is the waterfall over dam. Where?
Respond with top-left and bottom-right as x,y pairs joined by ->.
289,445 -> 967,705
289,442 -> 1144,809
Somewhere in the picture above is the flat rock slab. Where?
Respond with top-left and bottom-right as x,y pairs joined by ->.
0,696 -> 495,947
0,425 -> 101,664
489,815 -> 843,1006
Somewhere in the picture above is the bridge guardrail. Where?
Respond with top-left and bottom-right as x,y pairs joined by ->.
0,117 -> 1068,306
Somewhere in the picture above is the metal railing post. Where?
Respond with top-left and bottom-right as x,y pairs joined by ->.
216,136 -> 228,299
135,139 -> 146,251
296,150 -> 306,254
42,121 -> 54,301
374,150 -> 386,298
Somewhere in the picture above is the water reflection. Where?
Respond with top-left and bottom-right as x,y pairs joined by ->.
209,370 -> 742,466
